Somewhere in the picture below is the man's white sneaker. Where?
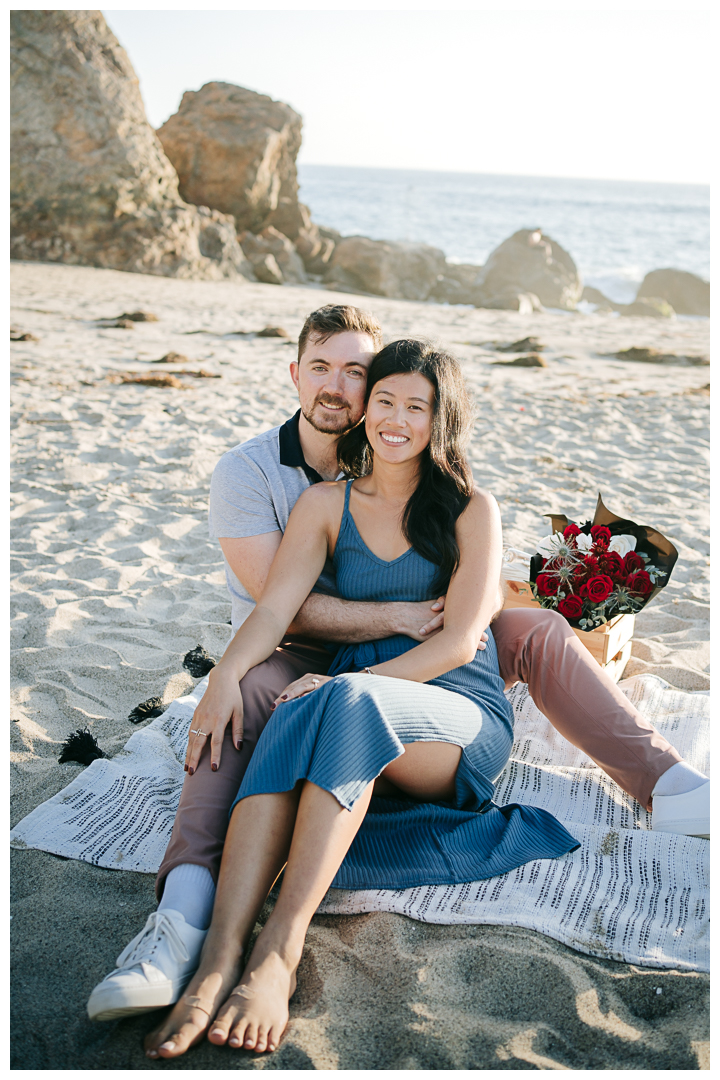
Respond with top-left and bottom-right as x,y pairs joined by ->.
651,781 -> 710,840
87,909 -> 207,1021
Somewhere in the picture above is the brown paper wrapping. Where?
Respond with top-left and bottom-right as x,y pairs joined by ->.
542,493 -> 678,605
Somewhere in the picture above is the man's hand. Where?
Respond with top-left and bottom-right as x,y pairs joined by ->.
413,596 -> 488,650
185,666 -> 244,774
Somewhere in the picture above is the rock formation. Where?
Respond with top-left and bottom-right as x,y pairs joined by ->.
619,297 -> 675,319
324,237 -> 446,301
240,227 -> 307,284
295,215 -> 337,275
581,285 -> 619,312
636,269 -> 709,316
474,229 -> 582,310
157,82 -> 306,238
479,287 -> 544,314
429,264 -> 483,305
10,11 -> 252,280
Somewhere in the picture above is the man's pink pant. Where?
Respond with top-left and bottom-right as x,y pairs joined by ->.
156,608 -> 680,898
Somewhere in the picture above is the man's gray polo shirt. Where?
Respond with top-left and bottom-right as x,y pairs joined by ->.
209,410 -> 337,631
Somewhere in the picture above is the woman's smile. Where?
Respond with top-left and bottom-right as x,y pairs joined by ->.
379,431 -> 410,445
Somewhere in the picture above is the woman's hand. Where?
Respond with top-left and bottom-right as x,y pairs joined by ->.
185,667 -> 244,775
272,673 -> 333,710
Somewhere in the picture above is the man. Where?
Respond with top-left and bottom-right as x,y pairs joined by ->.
88,304 -> 709,1023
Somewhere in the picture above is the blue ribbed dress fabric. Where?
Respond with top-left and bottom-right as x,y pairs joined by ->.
231,481 -> 579,888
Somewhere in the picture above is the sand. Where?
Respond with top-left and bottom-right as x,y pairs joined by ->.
10,261 -> 709,1069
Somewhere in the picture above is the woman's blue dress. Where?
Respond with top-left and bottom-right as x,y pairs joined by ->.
231,481 -> 579,888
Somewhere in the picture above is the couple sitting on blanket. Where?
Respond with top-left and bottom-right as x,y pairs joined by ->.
87,305 -> 709,1059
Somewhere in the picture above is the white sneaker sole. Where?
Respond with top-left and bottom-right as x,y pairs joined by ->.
87,973 -> 192,1021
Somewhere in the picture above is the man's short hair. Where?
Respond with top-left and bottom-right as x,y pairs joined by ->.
297,304 -> 383,363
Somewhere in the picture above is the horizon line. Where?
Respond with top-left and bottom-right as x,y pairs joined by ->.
296,162 -> 710,189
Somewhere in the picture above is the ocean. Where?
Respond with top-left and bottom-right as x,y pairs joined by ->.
297,165 -> 709,305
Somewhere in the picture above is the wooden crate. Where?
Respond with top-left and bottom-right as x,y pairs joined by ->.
503,579 -> 539,610
502,580 -> 634,682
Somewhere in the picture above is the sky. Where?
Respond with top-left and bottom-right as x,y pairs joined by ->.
103,8 -> 710,185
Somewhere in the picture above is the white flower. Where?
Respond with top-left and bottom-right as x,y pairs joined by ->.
608,533 -> 637,557
575,533 -> 593,552
536,532 -> 572,560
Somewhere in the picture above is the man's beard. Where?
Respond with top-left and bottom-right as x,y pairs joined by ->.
303,395 -> 356,435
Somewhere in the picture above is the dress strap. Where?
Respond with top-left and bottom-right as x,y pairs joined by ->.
335,478 -> 355,548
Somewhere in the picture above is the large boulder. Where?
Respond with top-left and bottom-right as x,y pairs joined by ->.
636,268 -> 709,316
429,263 -> 483,305
157,81 -> 305,238
10,11 -> 252,280
240,226 -> 307,284
619,297 -> 676,319
324,236 -> 446,301
474,229 -> 582,310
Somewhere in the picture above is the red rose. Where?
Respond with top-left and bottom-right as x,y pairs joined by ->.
598,551 -> 624,578
591,525 -> 612,545
626,570 -> 653,598
563,523 -> 582,539
623,551 -> 645,574
557,594 -> 583,619
535,573 -> 558,596
582,575 -> 614,603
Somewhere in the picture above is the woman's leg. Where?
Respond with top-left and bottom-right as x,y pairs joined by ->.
145,741 -> 461,1058
144,787 -> 301,1059
207,779 -> 376,1054
209,741 -> 462,1054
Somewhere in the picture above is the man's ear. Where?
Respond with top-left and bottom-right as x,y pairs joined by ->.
289,360 -> 299,390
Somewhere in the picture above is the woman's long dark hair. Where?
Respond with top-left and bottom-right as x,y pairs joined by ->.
337,339 -> 475,595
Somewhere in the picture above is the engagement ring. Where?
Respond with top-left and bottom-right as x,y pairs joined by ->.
311,678 -> 320,687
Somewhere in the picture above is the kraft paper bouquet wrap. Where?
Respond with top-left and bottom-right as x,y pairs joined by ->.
529,494 -> 678,630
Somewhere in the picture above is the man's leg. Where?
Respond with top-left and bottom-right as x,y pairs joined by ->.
87,640 -> 331,1022
492,608 -> 682,810
155,640 -> 332,899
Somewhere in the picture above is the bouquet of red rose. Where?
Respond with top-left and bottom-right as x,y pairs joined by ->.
529,495 -> 678,630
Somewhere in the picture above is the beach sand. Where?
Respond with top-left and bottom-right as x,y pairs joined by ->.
11,261 -> 709,1069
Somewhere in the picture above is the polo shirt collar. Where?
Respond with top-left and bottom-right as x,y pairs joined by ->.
278,409 -> 324,485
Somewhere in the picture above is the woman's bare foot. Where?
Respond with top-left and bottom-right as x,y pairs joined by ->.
144,955 -> 241,1060
207,930 -> 301,1054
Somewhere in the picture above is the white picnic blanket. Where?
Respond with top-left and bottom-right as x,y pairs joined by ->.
10,674 -> 709,972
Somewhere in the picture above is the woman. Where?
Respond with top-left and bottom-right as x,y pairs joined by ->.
144,340 -> 578,1060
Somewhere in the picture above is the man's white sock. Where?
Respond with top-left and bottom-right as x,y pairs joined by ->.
652,761 -> 708,799
157,864 -> 216,930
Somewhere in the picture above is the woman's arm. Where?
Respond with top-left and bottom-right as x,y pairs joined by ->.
186,484 -> 339,771
368,490 -> 503,683
217,485 -> 338,679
